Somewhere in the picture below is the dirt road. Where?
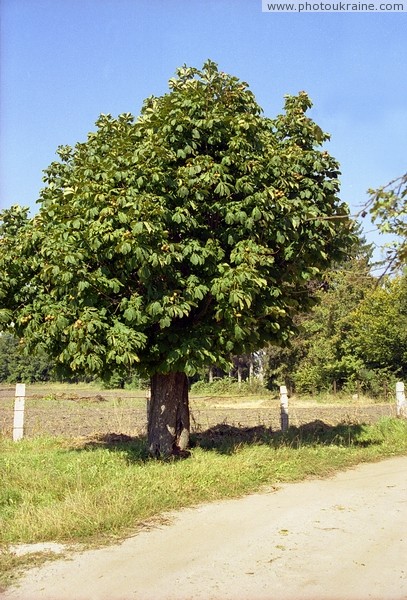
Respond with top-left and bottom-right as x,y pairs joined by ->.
3,456 -> 407,600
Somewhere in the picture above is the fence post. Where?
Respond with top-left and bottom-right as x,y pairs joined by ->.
396,382 -> 406,418
280,385 -> 289,432
146,387 -> 151,423
13,383 -> 26,441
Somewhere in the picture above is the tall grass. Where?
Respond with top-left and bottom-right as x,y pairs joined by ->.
1,418 -> 407,549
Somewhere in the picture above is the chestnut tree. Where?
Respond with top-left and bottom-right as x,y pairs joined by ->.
0,61 -> 354,456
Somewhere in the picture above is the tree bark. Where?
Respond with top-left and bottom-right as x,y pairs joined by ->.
257,350 -> 265,385
147,372 -> 190,458
249,354 -> 254,382
237,359 -> 243,386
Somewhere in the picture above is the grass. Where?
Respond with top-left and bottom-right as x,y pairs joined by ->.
1,416 -> 407,589
0,549 -> 63,593
289,391 -> 392,405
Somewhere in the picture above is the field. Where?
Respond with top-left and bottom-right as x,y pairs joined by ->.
0,382 -> 396,440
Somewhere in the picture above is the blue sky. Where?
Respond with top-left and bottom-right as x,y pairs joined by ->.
1,0 -> 406,260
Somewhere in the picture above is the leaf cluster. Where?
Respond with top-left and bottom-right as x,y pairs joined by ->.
266,254 -> 407,395
0,333 -> 55,383
0,61 -> 355,380
367,173 -> 407,272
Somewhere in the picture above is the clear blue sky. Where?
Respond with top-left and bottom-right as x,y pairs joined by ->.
1,0 -> 406,259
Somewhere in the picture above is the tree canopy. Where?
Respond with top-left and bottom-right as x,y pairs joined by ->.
367,173 -> 407,272
266,250 -> 407,396
0,333 -> 55,383
0,61 -> 355,454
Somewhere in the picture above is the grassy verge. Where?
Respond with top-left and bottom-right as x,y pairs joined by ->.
1,417 -> 407,589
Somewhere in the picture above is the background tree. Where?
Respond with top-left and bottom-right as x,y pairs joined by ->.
0,61 -> 355,456
0,333 -> 55,383
265,252 -> 375,393
265,250 -> 407,397
343,274 -> 407,383
291,257 -> 377,394
366,173 -> 407,272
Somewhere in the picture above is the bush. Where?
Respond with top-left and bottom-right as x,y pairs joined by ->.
190,377 -> 269,396
0,334 -> 56,383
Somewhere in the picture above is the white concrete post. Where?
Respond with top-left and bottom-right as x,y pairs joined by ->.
13,383 -> 26,441
396,382 -> 406,418
146,387 -> 151,422
280,385 -> 289,432
257,350 -> 265,385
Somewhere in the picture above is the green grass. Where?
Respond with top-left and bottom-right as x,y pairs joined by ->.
1,417 -> 407,588
290,391 -> 393,405
190,378 -> 273,397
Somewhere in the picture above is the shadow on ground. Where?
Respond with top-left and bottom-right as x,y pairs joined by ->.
75,420 -> 377,460
190,420 -> 377,455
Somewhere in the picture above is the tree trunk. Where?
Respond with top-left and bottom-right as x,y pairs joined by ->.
249,354 -> 254,382
237,360 -> 243,386
147,372 -> 190,458
257,350 -> 265,385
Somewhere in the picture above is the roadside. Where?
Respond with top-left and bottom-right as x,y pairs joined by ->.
2,455 -> 407,600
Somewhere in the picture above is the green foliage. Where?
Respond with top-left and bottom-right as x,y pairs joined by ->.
367,173 -> 407,271
292,258 -> 376,392
344,275 -> 407,378
265,246 -> 373,390
190,377 -> 269,396
0,334 -> 55,383
0,61 -> 354,381
96,372 -> 149,390
266,247 -> 407,395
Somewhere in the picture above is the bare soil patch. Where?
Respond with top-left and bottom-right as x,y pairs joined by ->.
0,383 -> 395,439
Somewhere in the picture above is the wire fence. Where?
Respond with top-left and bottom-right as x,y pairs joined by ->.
0,384 -> 398,441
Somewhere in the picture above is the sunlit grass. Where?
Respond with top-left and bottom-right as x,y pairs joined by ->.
2,418 -> 406,549
290,391 -> 393,405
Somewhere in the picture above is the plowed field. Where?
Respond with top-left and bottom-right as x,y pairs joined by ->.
0,385 -> 396,439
